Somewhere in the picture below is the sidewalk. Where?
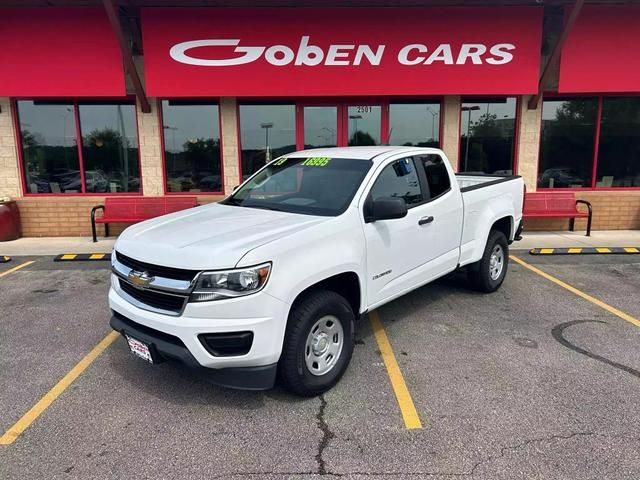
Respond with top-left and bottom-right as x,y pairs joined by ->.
0,230 -> 639,256
0,236 -> 116,256
511,230 -> 640,250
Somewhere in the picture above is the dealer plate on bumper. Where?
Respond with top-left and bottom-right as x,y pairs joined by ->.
125,334 -> 154,364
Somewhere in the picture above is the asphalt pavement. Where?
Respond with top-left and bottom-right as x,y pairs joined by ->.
0,253 -> 638,479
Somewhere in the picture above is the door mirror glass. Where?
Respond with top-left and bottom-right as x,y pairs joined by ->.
368,196 -> 408,222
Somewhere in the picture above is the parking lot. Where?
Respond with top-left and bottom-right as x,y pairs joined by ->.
0,252 -> 639,479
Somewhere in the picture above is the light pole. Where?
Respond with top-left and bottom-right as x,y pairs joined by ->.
260,122 -> 273,163
460,106 -> 480,171
349,115 -> 362,144
426,107 -> 439,143
321,126 -> 336,145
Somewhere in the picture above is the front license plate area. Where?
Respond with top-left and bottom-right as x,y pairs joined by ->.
125,334 -> 154,364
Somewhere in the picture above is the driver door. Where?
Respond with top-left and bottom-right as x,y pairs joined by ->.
363,157 -> 434,308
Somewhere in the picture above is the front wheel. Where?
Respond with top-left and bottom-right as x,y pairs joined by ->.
468,230 -> 509,293
279,290 -> 354,397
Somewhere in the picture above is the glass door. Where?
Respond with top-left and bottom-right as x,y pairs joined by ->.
301,105 -> 339,149
297,101 -> 386,149
346,104 -> 382,146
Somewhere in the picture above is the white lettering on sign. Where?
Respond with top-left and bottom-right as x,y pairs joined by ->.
169,36 -> 516,67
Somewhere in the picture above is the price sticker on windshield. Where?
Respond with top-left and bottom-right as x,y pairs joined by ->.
302,157 -> 331,167
273,157 -> 288,166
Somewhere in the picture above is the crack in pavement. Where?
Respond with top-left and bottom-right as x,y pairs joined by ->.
210,431 -> 631,478
315,394 -> 335,475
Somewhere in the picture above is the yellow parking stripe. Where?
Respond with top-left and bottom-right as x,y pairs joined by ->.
0,261 -> 34,278
624,247 -> 639,253
596,247 -> 611,253
539,248 -> 554,254
567,248 -> 583,254
60,254 -> 77,260
0,331 -> 120,445
511,255 -> 640,329
89,253 -> 105,260
369,310 -> 422,429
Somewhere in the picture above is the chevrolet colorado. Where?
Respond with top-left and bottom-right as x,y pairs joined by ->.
109,146 -> 524,396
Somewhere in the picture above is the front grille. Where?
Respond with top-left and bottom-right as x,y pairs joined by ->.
119,278 -> 187,314
116,251 -> 198,282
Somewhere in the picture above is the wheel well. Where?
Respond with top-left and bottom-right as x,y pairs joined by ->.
491,216 -> 513,241
293,272 -> 361,317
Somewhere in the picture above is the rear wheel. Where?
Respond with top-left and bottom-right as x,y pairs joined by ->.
468,230 -> 509,293
279,290 -> 354,397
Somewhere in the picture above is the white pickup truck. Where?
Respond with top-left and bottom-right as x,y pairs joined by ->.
109,147 -> 524,396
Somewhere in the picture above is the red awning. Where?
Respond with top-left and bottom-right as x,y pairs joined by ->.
142,7 -> 543,97
559,5 -> 640,93
0,8 -> 126,97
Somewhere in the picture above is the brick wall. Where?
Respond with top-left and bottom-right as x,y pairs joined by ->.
441,95 -> 461,169
0,97 -> 21,199
524,190 -> 640,231
16,195 -> 223,238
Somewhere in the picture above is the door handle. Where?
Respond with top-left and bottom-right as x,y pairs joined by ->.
418,216 -> 434,226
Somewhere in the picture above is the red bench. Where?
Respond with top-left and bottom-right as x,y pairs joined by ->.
523,192 -> 593,236
91,197 -> 198,242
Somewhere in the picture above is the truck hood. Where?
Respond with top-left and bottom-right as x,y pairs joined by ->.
114,203 -> 327,270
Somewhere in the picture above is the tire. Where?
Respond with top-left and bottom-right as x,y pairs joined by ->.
279,290 -> 355,397
468,230 -> 509,293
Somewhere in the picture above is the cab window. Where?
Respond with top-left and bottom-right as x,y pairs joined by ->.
418,154 -> 451,200
370,158 -> 423,207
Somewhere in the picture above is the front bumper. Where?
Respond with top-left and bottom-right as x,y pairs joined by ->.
110,312 -> 277,390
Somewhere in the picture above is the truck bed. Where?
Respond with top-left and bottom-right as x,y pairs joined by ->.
456,173 -> 521,192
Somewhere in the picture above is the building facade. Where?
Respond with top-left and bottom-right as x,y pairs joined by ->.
0,1 -> 639,237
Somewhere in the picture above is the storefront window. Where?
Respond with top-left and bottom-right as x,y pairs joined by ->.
239,104 -> 296,180
17,100 -> 141,195
79,103 -> 140,193
303,106 -> 338,149
459,98 -> 517,174
161,101 -> 222,193
17,101 -> 81,194
596,97 -> 640,187
347,105 -> 381,146
389,102 -> 440,147
538,98 -> 598,188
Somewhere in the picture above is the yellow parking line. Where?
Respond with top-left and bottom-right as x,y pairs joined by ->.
0,261 -> 34,278
510,255 -> 640,329
369,310 -> 422,429
0,331 -> 120,445
624,247 -> 639,253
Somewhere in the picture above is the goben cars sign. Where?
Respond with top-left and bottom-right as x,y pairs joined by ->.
142,7 -> 543,97
169,37 -> 517,67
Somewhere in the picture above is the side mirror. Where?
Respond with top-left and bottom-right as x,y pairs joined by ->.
366,197 -> 408,223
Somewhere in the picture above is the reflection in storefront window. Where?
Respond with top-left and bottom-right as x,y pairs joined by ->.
79,103 -> 140,193
17,101 -> 81,194
161,101 -> 222,193
459,98 -> 517,174
239,104 -> 296,180
596,97 -> 640,188
538,98 -> 598,188
303,106 -> 337,149
389,102 -> 440,147
348,105 -> 381,146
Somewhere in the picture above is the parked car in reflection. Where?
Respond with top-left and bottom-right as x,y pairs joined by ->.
538,167 -> 584,188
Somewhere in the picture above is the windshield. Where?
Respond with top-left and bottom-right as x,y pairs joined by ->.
223,156 -> 372,216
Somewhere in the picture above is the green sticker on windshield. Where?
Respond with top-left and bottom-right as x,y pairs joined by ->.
302,157 -> 331,167
273,157 -> 288,166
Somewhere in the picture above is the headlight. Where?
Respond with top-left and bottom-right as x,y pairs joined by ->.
190,263 -> 271,302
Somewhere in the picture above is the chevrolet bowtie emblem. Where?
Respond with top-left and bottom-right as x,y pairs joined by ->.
128,270 -> 154,289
